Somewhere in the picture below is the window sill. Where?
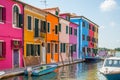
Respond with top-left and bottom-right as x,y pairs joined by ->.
0,58 -> 5,60
0,21 -> 4,24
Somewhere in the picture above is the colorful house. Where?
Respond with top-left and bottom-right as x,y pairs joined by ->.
60,13 -> 78,60
23,3 -> 47,63
59,17 -> 70,62
69,22 -> 78,60
43,7 -> 59,63
0,0 -> 23,70
70,16 -> 98,59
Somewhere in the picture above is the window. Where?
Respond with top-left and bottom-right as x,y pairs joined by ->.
66,26 -> 68,34
66,16 -> 70,21
0,7 -> 2,22
47,43 -> 50,53
87,36 -> 90,41
74,29 -> 77,36
82,47 -> 85,53
60,43 -> 62,52
82,21 -> 85,27
55,44 -> 58,53
26,44 -> 40,56
0,42 -> 6,58
59,23 -> 61,32
82,34 -> 85,40
47,22 -> 50,33
89,24 -> 91,30
73,44 -> 76,52
0,7 -> 6,23
34,18 -> 39,37
92,26 -> 95,31
27,16 -> 32,30
55,25 -> 58,34
41,20 -> 46,33
55,11 -> 58,16
60,43 -> 66,53
69,27 -> 72,35
13,5 -> 23,28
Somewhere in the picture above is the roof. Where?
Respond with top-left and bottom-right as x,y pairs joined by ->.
14,0 -> 46,14
106,57 -> 120,60
71,16 -> 99,27
43,7 -> 60,12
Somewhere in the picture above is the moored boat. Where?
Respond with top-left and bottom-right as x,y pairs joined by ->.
24,63 -> 58,76
99,57 -> 120,80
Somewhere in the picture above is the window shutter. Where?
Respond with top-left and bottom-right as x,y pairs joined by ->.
28,16 -> 31,30
59,24 -> 61,32
2,7 -> 6,23
31,44 -> 34,56
43,21 -> 46,32
38,45 -> 40,56
19,14 -> 23,28
2,42 -> 6,57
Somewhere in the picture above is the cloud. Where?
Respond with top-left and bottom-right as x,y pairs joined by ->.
100,0 -> 118,11
99,25 -> 105,29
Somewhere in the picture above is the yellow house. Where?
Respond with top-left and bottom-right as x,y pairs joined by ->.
24,4 -> 47,63
94,25 -> 98,48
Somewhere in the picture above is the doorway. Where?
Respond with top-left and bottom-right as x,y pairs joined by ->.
13,49 -> 19,68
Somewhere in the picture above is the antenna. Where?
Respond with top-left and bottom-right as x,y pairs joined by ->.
40,0 -> 47,8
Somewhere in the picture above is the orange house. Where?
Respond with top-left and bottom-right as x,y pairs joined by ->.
44,8 -> 59,63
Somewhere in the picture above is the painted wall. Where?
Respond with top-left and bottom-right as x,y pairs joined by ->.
69,22 -> 78,60
70,18 -> 82,59
81,19 -> 89,58
0,0 -> 23,70
46,12 -> 59,63
59,18 -> 69,61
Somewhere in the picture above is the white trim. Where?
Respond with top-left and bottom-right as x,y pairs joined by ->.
0,5 -> 4,7
12,39 -> 21,41
12,49 -> 20,68
27,15 -> 33,31
0,40 -> 4,42
12,4 -> 22,29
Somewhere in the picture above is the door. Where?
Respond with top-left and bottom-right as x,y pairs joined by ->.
51,43 -> 55,60
13,50 -> 19,68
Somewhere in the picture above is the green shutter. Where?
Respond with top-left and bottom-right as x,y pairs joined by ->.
55,25 -> 58,34
59,24 -> 61,32
35,18 -> 39,37
55,11 -> 58,16
28,16 -> 31,30
66,26 -> 68,34
47,22 -> 50,33
19,14 -> 23,28
43,21 -> 46,32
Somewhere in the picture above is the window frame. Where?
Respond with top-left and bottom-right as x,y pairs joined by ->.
27,15 -> 33,31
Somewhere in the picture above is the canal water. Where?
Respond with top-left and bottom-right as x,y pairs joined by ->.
2,52 -> 120,80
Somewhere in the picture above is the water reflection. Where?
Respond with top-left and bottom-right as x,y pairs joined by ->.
2,62 -> 107,80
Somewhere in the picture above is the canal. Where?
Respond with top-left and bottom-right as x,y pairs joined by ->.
2,52 -> 120,80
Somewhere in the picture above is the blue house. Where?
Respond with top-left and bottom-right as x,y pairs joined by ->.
70,16 -> 89,59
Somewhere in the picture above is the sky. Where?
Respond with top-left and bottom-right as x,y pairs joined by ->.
21,0 -> 120,49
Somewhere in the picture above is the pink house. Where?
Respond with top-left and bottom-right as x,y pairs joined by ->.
60,13 -> 78,60
69,22 -> 78,60
0,0 -> 23,70
59,17 -> 70,62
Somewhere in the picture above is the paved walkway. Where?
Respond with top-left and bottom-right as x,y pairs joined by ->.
0,59 -> 85,79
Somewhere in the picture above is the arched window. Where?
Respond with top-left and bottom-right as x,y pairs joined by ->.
13,5 -> 23,28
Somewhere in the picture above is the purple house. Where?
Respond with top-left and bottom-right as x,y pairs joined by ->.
69,22 -> 78,60
60,13 -> 78,60
0,0 -> 23,70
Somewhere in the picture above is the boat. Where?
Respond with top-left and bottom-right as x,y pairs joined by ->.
24,63 -> 58,76
0,71 -> 5,76
85,56 -> 101,62
99,57 -> 120,80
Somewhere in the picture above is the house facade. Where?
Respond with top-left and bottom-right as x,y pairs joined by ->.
59,17 -> 70,62
0,0 -> 23,70
24,4 -> 47,63
43,8 -> 59,63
